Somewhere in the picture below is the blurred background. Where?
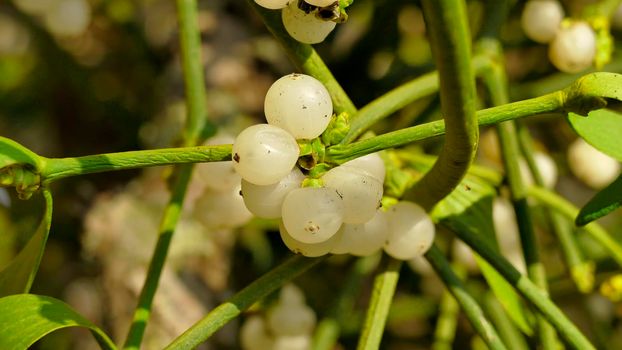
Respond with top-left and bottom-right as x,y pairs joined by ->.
1,0 -> 622,349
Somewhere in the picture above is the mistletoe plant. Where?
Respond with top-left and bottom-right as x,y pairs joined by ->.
1,0 -> 622,349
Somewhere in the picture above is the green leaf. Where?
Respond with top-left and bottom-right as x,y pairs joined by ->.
576,174 -> 622,226
567,109 -> 622,161
0,137 -> 41,170
0,294 -> 116,350
431,175 -> 534,336
0,190 -> 53,296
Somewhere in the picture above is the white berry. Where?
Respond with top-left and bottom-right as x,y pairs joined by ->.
519,151 -> 558,189
279,221 -> 341,257
322,166 -> 383,224
254,0 -> 290,10
341,152 -> 386,183
281,187 -> 344,243
548,21 -> 596,73
267,302 -> 316,336
384,201 -> 435,260
193,184 -> 253,229
282,1 -> 336,44
521,0 -> 564,43
242,168 -> 305,219
305,0 -> 337,6
232,124 -> 300,186
332,209 -> 389,256
265,73 -> 333,139
568,138 -> 621,189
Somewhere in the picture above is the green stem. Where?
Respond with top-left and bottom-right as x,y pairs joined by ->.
527,186 -> 622,268
482,293 -> 530,350
432,287 -> 460,350
165,256 -> 324,349
448,226 -> 596,349
342,69 -> 439,144
517,124 -> 594,293
177,0 -> 214,145
341,55 -> 492,144
247,0 -> 356,116
356,258 -> 402,350
326,90 -> 563,164
124,0 -> 211,348
482,63 -> 558,349
426,245 -> 508,350
408,0 -> 478,210
123,165 -> 194,349
40,145 -> 231,183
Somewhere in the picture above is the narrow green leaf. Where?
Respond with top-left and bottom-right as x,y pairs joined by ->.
576,173 -> 622,226
0,190 -> 53,296
431,176 -> 534,335
0,294 -> 116,350
568,109 -> 622,161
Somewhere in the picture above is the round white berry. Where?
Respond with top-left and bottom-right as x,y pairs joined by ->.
519,151 -> 558,189
548,21 -> 596,73
305,0 -> 337,7
254,0 -> 290,10
332,209 -> 389,256
267,302 -> 316,336
232,124 -> 300,186
273,335 -> 312,350
341,152 -> 386,183
193,184 -> 253,229
265,73 -> 333,139
281,187 -> 344,243
521,0 -> 564,43
279,284 -> 306,306
195,133 -> 240,191
384,201 -> 435,260
568,138 -> 621,189
279,221 -> 341,257
282,1 -> 336,44
241,168 -> 305,219
322,166 -> 383,224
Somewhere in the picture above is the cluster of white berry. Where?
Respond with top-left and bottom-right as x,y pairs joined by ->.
240,284 -> 316,350
231,73 -> 436,260
521,0 -> 596,73
254,0 -> 340,44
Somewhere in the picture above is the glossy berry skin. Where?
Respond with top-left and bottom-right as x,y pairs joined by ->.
384,201 -> 435,260
232,124 -> 300,186
264,73 -> 333,139
281,187 -> 344,244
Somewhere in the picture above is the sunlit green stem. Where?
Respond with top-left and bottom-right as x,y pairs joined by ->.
480,48 -> 558,350
426,245 -> 508,350
124,0 -> 213,348
448,226 -> 596,349
165,256 -> 324,349
482,293 -> 530,350
41,145 -> 231,184
356,258 -> 401,350
517,124 -> 594,293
